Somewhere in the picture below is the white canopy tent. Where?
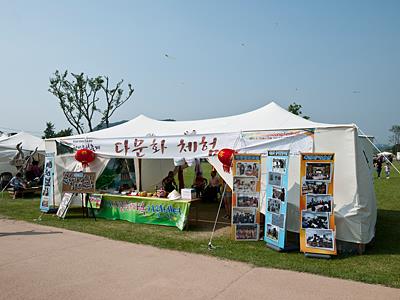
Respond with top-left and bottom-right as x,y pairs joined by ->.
45,102 -> 376,246
0,132 -> 45,175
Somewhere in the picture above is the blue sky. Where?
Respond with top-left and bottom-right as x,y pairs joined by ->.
0,0 -> 399,143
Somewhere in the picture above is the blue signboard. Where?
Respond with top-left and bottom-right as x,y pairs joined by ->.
264,150 -> 289,249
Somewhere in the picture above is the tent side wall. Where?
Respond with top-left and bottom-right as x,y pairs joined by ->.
140,159 -> 175,191
313,126 -> 376,244
0,148 -> 18,175
355,135 -> 377,244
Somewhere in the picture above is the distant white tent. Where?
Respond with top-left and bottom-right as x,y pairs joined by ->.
46,102 -> 377,246
377,151 -> 393,156
0,132 -> 45,175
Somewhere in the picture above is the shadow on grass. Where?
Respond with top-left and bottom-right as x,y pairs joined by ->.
0,230 -> 63,237
364,209 -> 400,255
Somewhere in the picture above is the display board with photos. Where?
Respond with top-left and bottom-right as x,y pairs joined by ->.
40,153 -> 55,212
232,154 -> 261,241
300,153 -> 336,255
264,150 -> 289,249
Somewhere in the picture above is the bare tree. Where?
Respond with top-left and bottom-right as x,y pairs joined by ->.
101,76 -> 134,128
49,70 -> 134,133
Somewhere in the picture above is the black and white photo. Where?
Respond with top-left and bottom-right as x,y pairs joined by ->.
306,162 -> 332,181
266,223 -> 279,241
267,198 -> 281,215
268,172 -> 282,187
272,186 -> 285,202
237,193 -> 259,208
306,194 -> 333,212
272,158 -> 287,174
232,207 -> 256,224
235,224 -> 259,241
301,211 -> 329,229
235,162 -> 260,179
302,180 -> 327,195
305,229 -> 335,251
233,176 -> 257,193
271,213 -> 285,228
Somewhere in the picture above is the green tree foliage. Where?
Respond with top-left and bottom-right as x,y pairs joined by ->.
43,122 -> 56,139
42,122 -> 73,139
389,125 -> 400,154
49,70 -> 134,133
389,125 -> 400,145
287,102 -> 310,120
55,128 -> 73,137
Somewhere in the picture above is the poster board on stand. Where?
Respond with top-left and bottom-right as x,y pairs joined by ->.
56,192 -> 75,219
40,153 -> 55,212
300,153 -> 337,256
232,154 -> 261,241
264,150 -> 289,250
62,172 -> 96,194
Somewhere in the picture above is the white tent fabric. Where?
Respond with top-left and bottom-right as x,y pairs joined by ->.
0,132 -> 45,152
0,132 -> 45,175
46,102 -> 376,245
62,102 -> 351,139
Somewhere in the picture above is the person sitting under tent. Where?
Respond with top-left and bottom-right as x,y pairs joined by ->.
204,170 -> 221,202
192,172 -> 208,199
162,171 -> 178,193
25,160 -> 43,183
9,172 -> 27,199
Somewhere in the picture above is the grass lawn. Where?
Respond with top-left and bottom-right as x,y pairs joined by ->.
0,162 -> 399,288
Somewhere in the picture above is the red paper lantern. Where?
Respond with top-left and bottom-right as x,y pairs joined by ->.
218,148 -> 235,173
75,148 -> 96,168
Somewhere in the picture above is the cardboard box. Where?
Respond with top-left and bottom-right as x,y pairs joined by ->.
181,188 -> 196,200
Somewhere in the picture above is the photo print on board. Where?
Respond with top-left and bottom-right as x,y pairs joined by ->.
305,229 -> 335,251
272,186 -> 286,202
267,198 -> 281,215
306,194 -> 333,213
233,176 -> 257,193
232,207 -> 257,224
235,224 -> 259,241
235,161 -> 260,179
272,158 -> 287,174
268,172 -> 282,187
237,193 -> 259,208
301,211 -> 330,229
305,162 -> 332,181
271,213 -> 285,228
302,180 -> 328,195
266,223 -> 279,241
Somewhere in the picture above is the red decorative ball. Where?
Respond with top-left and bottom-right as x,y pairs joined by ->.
217,148 -> 235,173
75,149 -> 96,167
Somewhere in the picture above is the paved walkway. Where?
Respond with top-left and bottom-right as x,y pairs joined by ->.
0,219 -> 398,300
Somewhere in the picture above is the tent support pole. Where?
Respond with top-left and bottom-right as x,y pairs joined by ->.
357,127 -> 400,175
208,183 -> 227,250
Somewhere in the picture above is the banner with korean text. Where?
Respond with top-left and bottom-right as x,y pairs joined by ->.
58,133 -> 240,159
